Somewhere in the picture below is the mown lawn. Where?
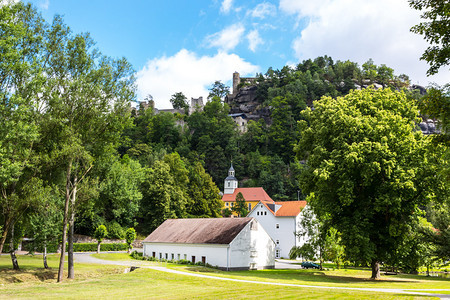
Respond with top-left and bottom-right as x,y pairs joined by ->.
0,253 -> 123,285
173,265 -> 450,290
91,252 -> 135,261
0,253 -> 448,299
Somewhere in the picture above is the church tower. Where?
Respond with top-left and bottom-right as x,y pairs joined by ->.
224,163 -> 238,194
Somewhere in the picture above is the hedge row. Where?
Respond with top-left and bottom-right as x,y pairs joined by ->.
43,242 -> 129,253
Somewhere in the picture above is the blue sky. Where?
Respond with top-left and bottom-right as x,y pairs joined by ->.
26,0 -> 449,109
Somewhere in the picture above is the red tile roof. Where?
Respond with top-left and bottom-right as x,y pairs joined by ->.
222,187 -> 274,203
274,201 -> 307,217
143,218 -> 253,245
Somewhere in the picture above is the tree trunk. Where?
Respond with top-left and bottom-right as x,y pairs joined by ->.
68,219 -> 74,279
0,218 -> 12,255
97,241 -> 101,254
67,176 -> 77,280
319,246 -> 323,270
10,223 -> 19,270
43,244 -> 49,269
0,227 -> 8,256
57,196 -> 69,282
57,160 -> 72,283
371,259 -> 380,279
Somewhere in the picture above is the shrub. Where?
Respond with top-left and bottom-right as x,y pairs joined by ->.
125,228 -> 136,252
46,242 -> 128,253
106,222 -> 125,239
94,225 -> 108,253
130,250 -> 143,259
177,259 -> 191,265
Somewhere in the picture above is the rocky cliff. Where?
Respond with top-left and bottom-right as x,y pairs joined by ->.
226,85 -> 271,124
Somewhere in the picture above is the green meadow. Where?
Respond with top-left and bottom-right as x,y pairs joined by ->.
0,253 -> 448,299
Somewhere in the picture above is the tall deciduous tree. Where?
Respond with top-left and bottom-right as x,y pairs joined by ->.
232,192 -> 248,217
139,160 -> 188,233
186,98 -> 239,189
208,81 -> 230,100
36,15 -> 135,281
170,92 -> 189,110
186,161 -> 222,217
409,0 -> 450,75
84,154 -> 143,231
410,1 -> 450,268
296,87 -> 440,279
27,185 -> 62,269
0,2 -> 44,257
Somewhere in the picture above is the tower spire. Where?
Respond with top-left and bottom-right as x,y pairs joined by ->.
224,162 -> 238,194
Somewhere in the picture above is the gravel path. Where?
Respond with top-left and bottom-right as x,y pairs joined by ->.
74,253 -> 450,299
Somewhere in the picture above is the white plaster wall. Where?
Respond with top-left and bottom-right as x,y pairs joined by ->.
234,116 -> 247,132
229,220 -> 275,269
143,219 -> 275,270
248,203 -> 298,259
143,243 -> 228,268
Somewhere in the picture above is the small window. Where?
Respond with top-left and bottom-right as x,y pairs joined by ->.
242,122 -> 245,126
202,256 -> 206,264
171,253 -> 174,260
276,223 -> 279,229
165,253 -> 168,259
159,253 -> 162,259
184,254 -> 187,260
264,211 -> 267,215
228,182 -> 230,187
226,202 -> 229,207
248,203 -> 251,211
250,250 -> 258,257
257,212 -> 259,216
276,240 -> 279,245
231,203 -> 234,207
152,252 -> 156,258
260,205 -> 263,208
192,256 -> 196,263
177,254 -> 181,260
275,250 -> 280,258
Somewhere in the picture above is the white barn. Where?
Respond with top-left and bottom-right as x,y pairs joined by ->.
247,201 -> 308,259
142,218 -> 275,270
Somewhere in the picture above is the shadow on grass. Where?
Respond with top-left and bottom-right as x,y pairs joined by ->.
0,268 -> 57,283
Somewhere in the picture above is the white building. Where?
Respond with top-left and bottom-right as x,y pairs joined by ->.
142,218 -> 275,270
247,200 -> 308,259
228,113 -> 248,132
223,163 -> 238,195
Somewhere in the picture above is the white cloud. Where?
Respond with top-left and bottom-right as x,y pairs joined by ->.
0,0 -> 19,6
206,23 -> 245,52
280,0 -> 330,17
221,0 -> 233,14
281,0 -> 450,86
136,49 -> 260,109
249,2 -> 277,19
39,0 -> 49,10
247,30 -> 263,52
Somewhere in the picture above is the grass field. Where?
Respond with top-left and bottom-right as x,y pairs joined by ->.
0,253 -> 448,299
